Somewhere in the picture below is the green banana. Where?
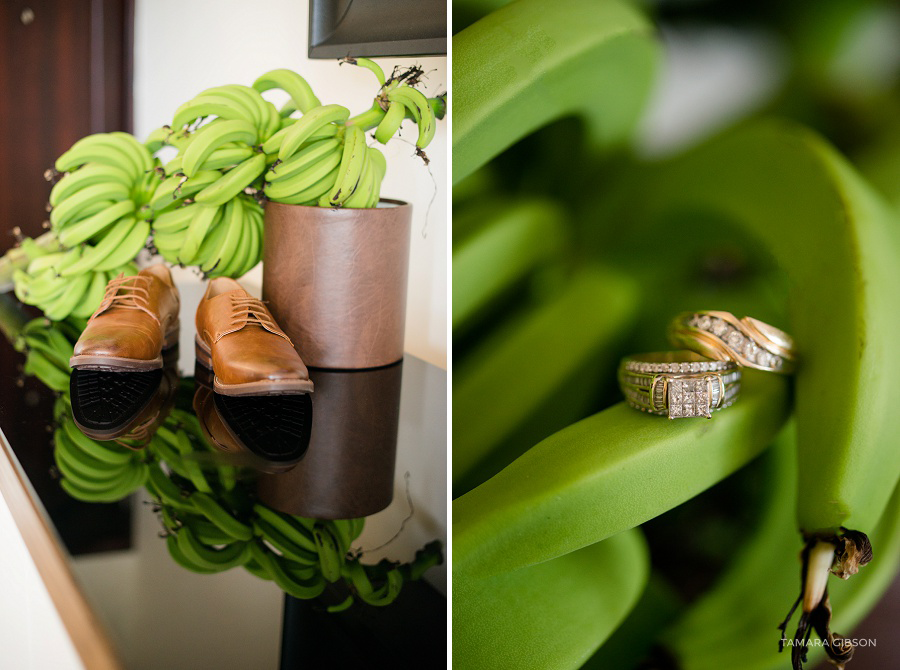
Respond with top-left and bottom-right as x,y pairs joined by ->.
181,120 -> 258,177
199,198 -> 242,275
274,104 -> 350,160
166,534 -> 218,575
152,205 -> 195,234
149,170 -> 221,211
253,69 -> 322,115
387,86 -> 436,149
341,150 -> 375,209
22,350 -> 69,391
453,266 -> 638,492
454,373 -> 789,583
175,526 -> 249,572
193,89 -> 261,128
266,138 -> 340,183
42,272 -> 92,320
342,57 -> 386,87
172,99 -> 256,130
604,122 -> 900,532
253,518 -> 318,564
326,125 -> 366,206
49,164 -> 133,207
190,492 -> 253,541
263,151 -> 342,201
55,133 -> 143,179
24,251 -> 67,275
49,182 -> 129,228
454,529 -> 648,668
108,131 -> 154,174
249,540 -> 326,599
453,0 -> 659,183
193,153 -> 266,206
196,144 -> 255,172
60,217 -> 148,276
453,199 -> 567,330
61,418 -> 133,465
344,561 -> 403,607
145,462 -> 194,511
60,461 -> 147,503
178,205 -> 221,265
252,503 -> 317,551
58,200 -> 136,247
184,518 -> 238,546
70,270 -> 108,318
313,525 -> 343,582
374,101 -> 406,144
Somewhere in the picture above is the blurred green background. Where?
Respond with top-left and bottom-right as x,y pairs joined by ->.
452,0 -> 900,668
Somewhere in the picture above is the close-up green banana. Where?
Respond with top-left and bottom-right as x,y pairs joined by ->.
452,0 -> 900,668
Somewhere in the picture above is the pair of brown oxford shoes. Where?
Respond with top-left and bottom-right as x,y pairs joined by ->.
69,264 -> 313,397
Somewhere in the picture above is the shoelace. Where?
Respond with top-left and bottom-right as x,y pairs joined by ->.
102,275 -> 152,312
229,295 -> 286,337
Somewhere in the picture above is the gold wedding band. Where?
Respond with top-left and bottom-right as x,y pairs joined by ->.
668,311 -> 796,374
618,351 -> 741,419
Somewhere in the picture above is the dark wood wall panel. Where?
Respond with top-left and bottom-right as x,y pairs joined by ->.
0,0 -> 133,556
0,0 -> 133,255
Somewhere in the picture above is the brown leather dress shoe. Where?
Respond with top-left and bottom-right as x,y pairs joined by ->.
195,278 -> 313,396
70,264 -> 180,371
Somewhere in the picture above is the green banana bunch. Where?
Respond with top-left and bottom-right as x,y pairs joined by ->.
255,65 -> 443,207
0,231 -> 62,292
151,195 -> 263,278
341,58 -> 445,151
53,411 -> 149,503
171,84 -> 281,144
140,409 -> 442,607
13,316 -> 80,392
12,239 -> 137,321
50,131 -> 158,244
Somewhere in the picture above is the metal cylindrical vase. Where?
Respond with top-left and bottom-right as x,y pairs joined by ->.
262,200 -> 412,370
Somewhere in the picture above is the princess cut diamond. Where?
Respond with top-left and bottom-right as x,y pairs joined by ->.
667,377 -> 711,418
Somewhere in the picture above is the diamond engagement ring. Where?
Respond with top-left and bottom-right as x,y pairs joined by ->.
668,311 -> 796,374
618,352 -> 741,419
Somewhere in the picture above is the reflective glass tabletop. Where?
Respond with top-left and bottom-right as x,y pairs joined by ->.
0,278 -> 446,669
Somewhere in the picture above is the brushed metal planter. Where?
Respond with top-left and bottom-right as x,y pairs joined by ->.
262,200 -> 412,370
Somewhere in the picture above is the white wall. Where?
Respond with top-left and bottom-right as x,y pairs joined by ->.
0,486 -> 83,670
133,0 -> 448,368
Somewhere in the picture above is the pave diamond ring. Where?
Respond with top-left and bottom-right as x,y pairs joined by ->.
618,351 -> 741,419
668,311 -> 796,374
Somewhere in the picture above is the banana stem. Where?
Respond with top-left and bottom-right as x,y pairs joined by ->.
346,103 -> 385,130
346,95 -> 448,131
0,230 -> 62,292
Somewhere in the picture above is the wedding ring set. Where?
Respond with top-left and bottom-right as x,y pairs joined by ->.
619,311 -> 796,419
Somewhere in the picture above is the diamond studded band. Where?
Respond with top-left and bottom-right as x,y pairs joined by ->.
668,311 -> 796,374
619,351 -> 741,419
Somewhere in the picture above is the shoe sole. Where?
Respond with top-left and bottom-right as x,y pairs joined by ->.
69,322 -> 180,371
195,336 -> 314,396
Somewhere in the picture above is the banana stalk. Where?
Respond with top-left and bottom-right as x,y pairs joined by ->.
0,231 -> 62,292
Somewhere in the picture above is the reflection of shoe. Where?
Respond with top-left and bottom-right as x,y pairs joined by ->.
195,278 -> 313,396
70,264 -> 180,371
70,347 -> 180,449
192,361 -> 311,473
